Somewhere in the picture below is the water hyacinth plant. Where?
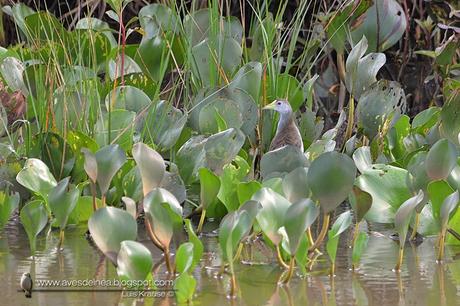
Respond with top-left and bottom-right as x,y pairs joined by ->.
0,0 -> 459,304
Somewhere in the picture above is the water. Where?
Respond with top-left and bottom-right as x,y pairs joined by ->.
1,215 -> 460,306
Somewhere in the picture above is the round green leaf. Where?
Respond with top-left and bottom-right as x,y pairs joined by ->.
307,152 -> 356,213
88,206 -> 137,263
132,142 -> 165,196
425,138 -> 458,181
117,240 -> 153,282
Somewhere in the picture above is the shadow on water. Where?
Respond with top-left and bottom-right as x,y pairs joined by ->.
1,215 -> 460,306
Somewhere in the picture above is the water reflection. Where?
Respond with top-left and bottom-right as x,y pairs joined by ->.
1,218 -> 459,306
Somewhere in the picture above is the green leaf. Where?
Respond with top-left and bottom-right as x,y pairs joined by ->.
204,128 -> 245,175
345,36 -> 386,99
104,85 -> 151,113
427,180 -> 455,223
132,143 -> 165,196
67,196 -> 99,224
237,181 -> 262,205
355,164 -> 411,223
88,206 -> 137,263
117,240 -> 153,283
94,109 -> 135,151
199,168 -> 220,210
16,158 -> 57,200
184,219 -> 203,269
326,211 -> 352,266
143,188 -> 182,248
218,156 -> 250,212
356,79 -> 406,139
425,138 -> 458,181
175,242 -> 195,274
440,191 -> 459,229
0,190 -> 19,230
394,190 -> 425,248
351,0 -> 407,52
229,61 -> 262,104
252,188 -> 291,245
260,145 -> 309,180
329,210 -> 353,238
349,186 -> 373,222
282,167 -> 310,203
20,200 -> 48,255
308,152 -> 356,213
174,273 -> 196,303
352,231 -> 369,267
352,146 -> 372,173
93,144 -> 126,196
142,101 -> 187,151
284,198 -> 318,255
48,177 -> 80,229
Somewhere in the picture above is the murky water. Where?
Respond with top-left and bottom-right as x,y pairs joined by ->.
1,214 -> 460,306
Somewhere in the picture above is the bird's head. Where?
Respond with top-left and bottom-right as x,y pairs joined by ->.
23,273 -> 31,278
263,99 -> 292,115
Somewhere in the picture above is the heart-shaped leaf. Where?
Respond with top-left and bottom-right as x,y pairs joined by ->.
117,240 -> 153,283
327,211 -> 352,266
440,191 -> 459,230
355,164 -> 411,223
394,190 -> 425,248
16,158 -> 57,201
199,167 -> 220,210
132,143 -> 165,196
252,188 -> 291,245
20,200 -> 48,255
307,152 -> 356,213
94,109 -> 135,151
218,156 -> 250,212
345,36 -> 386,99
282,167 -> 310,203
184,219 -> 203,269
425,138 -> 457,181
175,242 -> 195,274
142,101 -> 187,150
260,145 -> 309,180
356,79 -> 406,139
352,146 -> 372,174
88,206 -> 137,263
92,144 -> 127,196
105,85 -> 151,113
174,272 -> 196,304
237,181 -> 262,205
143,188 -> 182,249
284,198 -> 318,255
349,186 -> 372,222
351,0 -> 407,52
48,177 -> 80,229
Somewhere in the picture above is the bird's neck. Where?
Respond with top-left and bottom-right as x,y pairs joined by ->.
277,112 -> 294,132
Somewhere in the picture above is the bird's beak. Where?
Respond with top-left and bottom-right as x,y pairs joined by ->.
262,100 -> 277,110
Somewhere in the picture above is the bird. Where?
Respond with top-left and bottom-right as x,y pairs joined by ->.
20,272 -> 33,298
263,99 -> 303,151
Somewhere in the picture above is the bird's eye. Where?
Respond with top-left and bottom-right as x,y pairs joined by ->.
277,102 -> 281,105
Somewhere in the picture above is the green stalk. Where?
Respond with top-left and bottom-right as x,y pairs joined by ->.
344,94 -> 355,142
276,244 -> 289,269
437,228 -> 447,262
395,245 -> 404,271
308,213 -> 330,252
197,209 -> 206,233
282,257 -> 296,284
57,229 -> 65,250
410,212 -> 420,240
164,246 -> 173,273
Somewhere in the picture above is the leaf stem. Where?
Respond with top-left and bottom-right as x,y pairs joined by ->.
410,212 -> 420,240
145,217 -> 164,250
164,246 -> 173,273
282,257 -> 296,284
197,209 -> 206,233
344,94 -> 355,142
395,245 -> 404,271
57,229 -> 65,250
308,213 -> 330,252
437,228 -> 447,262
230,272 -> 237,297
276,244 -> 289,269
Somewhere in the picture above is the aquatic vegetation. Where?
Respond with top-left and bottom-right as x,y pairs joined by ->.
0,0 -> 459,304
